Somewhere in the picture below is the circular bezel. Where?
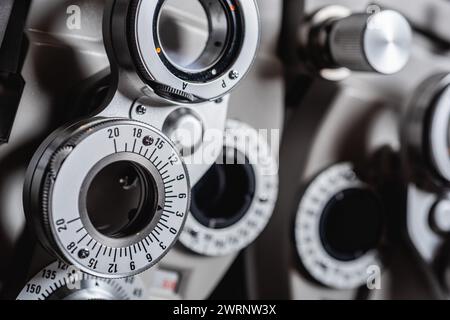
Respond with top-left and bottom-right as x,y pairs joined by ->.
179,120 -> 278,256
128,0 -> 259,101
403,73 -> 450,188
17,261 -> 146,300
428,86 -> 450,182
294,163 -> 382,289
28,118 -> 190,278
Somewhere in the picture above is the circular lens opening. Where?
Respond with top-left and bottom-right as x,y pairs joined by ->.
157,0 -> 229,73
319,189 -> 383,261
85,161 -> 158,238
191,148 -> 256,229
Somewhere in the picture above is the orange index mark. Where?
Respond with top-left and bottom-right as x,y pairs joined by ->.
156,47 -> 162,54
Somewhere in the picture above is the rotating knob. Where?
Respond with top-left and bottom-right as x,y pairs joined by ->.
329,10 -> 412,74
301,7 -> 413,77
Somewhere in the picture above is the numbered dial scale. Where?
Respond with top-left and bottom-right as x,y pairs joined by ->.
24,118 -> 190,278
294,163 -> 384,289
179,120 -> 278,256
17,261 -> 146,300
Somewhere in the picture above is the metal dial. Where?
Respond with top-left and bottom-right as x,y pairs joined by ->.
24,118 -> 190,278
179,120 -> 278,256
109,0 -> 260,102
17,261 -> 146,300
294,163 -> 383,289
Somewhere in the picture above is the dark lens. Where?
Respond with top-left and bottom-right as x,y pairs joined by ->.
85,161 -> 157,238
319,189 -> 383,261
191,149 -> 256,229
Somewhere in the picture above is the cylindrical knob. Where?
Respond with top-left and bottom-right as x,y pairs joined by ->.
329,10 -> 413,74
431,200 -> 450,235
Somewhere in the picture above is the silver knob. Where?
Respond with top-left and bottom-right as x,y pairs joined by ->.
329,10 -> 413,74
431,200 -> 450,235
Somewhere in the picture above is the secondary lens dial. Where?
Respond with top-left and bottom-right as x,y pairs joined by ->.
294,163 -> 384,289
17,261 -> 146,300
179,120 -> 278,256
25,118 -> 190,278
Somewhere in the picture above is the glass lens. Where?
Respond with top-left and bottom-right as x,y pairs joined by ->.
157,0 -> 228,73
86,161 -> 157,238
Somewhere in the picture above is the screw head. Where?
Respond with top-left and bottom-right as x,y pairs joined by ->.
78,249 -> 90,259
136,105 -> 147,115
143,136 -> 154,146
229,70 -> 239,80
